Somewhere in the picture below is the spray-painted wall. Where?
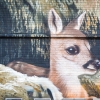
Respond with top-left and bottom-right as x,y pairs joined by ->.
0,0 -> 100,66
0,0 -> 100,99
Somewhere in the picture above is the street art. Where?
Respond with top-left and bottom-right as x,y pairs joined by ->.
0,0 -> 100,100
48,8 -> 99,99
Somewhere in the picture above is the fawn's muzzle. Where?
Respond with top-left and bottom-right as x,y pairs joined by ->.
83,59 -> 100,70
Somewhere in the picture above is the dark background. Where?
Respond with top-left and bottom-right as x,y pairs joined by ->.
0,0 -> 100,68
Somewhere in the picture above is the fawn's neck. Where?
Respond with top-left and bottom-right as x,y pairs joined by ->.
49,63 -> 88,98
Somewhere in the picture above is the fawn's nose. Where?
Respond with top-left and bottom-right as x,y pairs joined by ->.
83,59 -> 100,70
92,59 -> 100,70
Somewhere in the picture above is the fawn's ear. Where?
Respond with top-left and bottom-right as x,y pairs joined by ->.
66,12 -> 86,30
48,8 -> 63,34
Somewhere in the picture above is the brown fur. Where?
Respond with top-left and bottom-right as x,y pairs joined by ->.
7,61 -> 49,77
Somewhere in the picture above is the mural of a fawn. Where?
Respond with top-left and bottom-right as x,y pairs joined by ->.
7,8 -> 100,100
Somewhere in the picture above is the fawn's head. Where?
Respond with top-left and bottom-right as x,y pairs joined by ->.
48,8 -> 98,76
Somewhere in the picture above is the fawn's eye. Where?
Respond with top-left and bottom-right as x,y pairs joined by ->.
66,45 -> 80,55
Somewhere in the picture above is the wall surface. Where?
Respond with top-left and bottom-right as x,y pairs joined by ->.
0,0 -> 100,99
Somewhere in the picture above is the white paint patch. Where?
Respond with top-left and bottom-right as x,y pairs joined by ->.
0,64 -> 63,100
